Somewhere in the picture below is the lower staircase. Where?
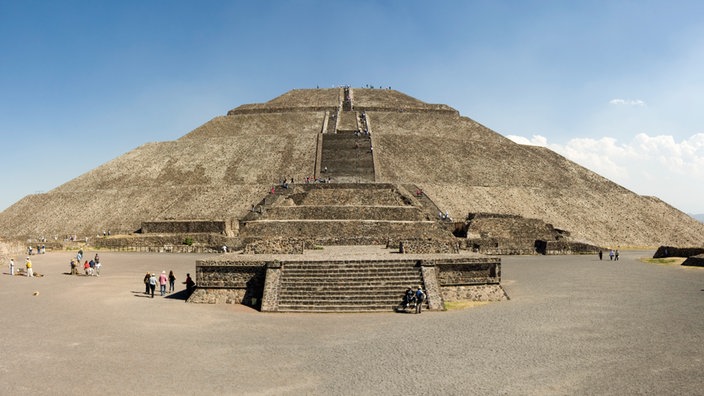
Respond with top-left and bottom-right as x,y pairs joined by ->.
275,260 -> 427,312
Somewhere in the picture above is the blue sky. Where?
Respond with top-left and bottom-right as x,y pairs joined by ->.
2,1 -> 704,214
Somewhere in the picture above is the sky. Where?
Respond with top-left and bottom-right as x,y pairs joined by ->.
1,0 -> 703,215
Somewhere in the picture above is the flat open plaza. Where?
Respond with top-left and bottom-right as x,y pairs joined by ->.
1,249 -> 702,395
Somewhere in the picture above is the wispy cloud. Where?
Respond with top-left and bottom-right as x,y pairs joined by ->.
609,98 -> 647,107
506,133 -> 704,213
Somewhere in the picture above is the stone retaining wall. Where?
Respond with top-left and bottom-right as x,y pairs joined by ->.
190,259 -> 267,307
0,239 -> 24,262
654,246 -> 704,258
141,220 -> 235,236
682,254 -> 704,267
398,239 -> 460,254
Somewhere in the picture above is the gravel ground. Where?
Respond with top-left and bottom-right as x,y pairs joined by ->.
1,249 -> 702,395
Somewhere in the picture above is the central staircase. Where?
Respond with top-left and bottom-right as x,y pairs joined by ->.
275,260 -> 427,312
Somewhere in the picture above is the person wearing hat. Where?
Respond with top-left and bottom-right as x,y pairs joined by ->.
25,257 -> 33,277
158,271 -> 168,296
414,285 -> 426,314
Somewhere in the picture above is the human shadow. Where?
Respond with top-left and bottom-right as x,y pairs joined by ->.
131,291 -> 154,298
164,289 -> 192,301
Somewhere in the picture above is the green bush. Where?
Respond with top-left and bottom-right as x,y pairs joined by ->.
183,237 -> 194,246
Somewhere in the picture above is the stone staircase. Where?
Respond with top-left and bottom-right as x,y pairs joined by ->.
238,183 -> 454,246
275,260 -> 427,312
320,131 -> 374,182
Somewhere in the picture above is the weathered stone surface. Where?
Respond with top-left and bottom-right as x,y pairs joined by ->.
1,87 -> 701,248
682,254 -> 704,267
653,246 -> 704,258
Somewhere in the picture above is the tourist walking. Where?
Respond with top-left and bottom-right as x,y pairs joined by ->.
168,270 -> 176,293
143,272 -> 151,294
415,286 -> 426,314
25,257 -> 33,277
598,250 -> 603,260
9,258 -> 15,276
609,250 -> 615,261
615,250 -> 620,260
158,271 -> 168,296
148,273 -> 157,298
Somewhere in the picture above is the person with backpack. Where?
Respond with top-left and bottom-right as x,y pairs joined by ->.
415,285 -> 426,314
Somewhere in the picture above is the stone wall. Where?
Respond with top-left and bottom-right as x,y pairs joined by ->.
653,246 -> 704,258
436,261 -> 501,285
440,285 -> 509,302
0,239 -> 24,262
141,220 -> 235,236
398,239 -> 460,254
190,259 -> 267,307
545,241 -> 601,255
682,254 -> 704,267
93,234 -> 237,253
242,239 -> 304,255
240,219 -> 445,241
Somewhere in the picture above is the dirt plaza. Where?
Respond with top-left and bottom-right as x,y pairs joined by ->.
1,249 -> 702,395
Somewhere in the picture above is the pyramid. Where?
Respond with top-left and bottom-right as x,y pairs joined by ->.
1,87 -> 703,249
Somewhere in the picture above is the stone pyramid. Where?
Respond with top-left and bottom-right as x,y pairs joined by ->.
1,87 -> 702,248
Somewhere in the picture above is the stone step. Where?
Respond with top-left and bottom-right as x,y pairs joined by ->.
279,279 -> 419,295
282,268 -> 418,273
275,303 -> 428,312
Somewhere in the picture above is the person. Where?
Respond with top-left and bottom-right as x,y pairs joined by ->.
158,271 -> 168,296
168,270 -> 176,293
94,260 -> 101,276
184,273 -> 195,292
401,287 -> 415,311
84,261 -> 91,276
9,258 -> 15,276
89,259 -> 95,276
615,250 -> 620,261
148,273 -> 157,298
598,250 -> 603,260
609,250 -> 615,261
415,286 -> 426,314
143,272 -> 151,294
25,257 -> 33,277
70,258 -> 78,275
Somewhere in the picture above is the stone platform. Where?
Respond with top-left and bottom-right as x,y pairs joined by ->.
189,245 -> 505,312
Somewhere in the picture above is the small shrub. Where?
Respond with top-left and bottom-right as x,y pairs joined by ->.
183,237 -> 194,246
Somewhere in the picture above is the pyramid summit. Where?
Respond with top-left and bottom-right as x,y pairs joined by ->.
1,87 -> 702,249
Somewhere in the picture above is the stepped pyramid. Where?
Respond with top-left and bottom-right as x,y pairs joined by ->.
0,87 -> 703,249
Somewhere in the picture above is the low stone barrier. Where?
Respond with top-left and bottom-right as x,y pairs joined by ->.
653,246 -> 704,258
682,254 -> 704,267
141,220 -> 235,236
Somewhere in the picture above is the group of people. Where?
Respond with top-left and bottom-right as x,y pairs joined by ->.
28,245 -> 46,255
143,270 -> 194,298
70,252 -> 102,276
398,285 -> 426,314
7,257 -> 34,277
598,249 -> 620,260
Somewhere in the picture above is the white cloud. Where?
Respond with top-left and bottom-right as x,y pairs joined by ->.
507,133 -> 704,213
609,98 -> 646,107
